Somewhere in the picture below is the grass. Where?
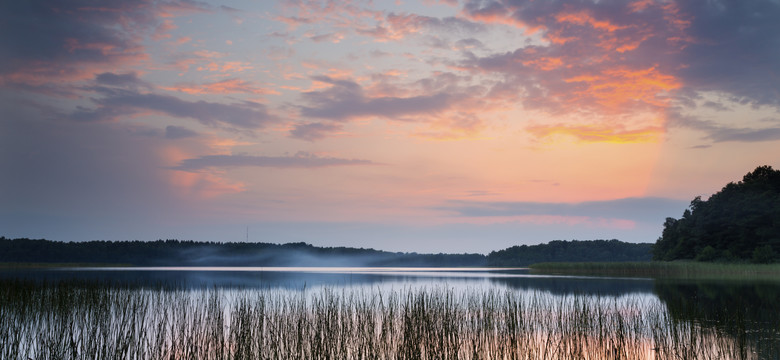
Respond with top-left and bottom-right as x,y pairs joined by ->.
528,261 -> 780,280
1,279 -> 777,359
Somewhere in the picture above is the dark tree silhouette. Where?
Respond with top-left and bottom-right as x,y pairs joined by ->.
0,237 -> 487,267
653,165 -> 780,262
486,239 -> 653,267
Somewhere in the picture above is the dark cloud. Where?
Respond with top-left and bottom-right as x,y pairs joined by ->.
300,76 -> 456,121
0,0 -> 219,88
667,110 -> 780,143
0,0 -> 156,81
440,197 -> 689,224
290,122 -> 343,141
689,144 -> 712,149
674,0 -> 780,108
165,125 -> 199,139
70,76 -> 277,129
69,104 -> 138,123
463,1 -> 512,20
98,93 -> 275,128
709,127 -> 780,143
95,72 -> 152,90
454,38 -> 485,50
308,33 -> 341,43
173,152 -> 375,171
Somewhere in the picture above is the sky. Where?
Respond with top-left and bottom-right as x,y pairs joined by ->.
1,0 -> 779,253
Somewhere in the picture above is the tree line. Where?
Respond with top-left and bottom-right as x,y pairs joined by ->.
486,239 -> 653,267
653,165 -> 780,263
0,237 -> 657,267
0,238 -> 487,267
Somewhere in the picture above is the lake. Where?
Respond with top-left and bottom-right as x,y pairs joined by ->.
1,267 -> 778,359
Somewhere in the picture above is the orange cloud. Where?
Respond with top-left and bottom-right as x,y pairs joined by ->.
563,67 -> 681,112
197,61 -> 253,74
461,8 -> 543,35
555,11 -> 627,32
165,78 -> 279,95
629,0 -> 655,13
526,123 -> 664,143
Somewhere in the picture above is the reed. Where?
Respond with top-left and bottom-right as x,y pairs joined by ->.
528,261 -> 780,279
0,279 -> 777,359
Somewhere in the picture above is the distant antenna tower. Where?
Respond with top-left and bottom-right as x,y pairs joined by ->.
246,226 -> 249,242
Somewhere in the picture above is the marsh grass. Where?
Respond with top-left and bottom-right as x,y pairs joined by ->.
529,261 -> 780,280
1,279 -> 777,359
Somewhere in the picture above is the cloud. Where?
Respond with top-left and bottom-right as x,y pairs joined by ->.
307,32 -> 345,43
0,0 -> 156,85
708,127 -> 780,143
454,0 -> 691,141
667,110 -> 780,143
95,72 -> 152,90
164,78 -> 279,95
299,75 -> 457,121
454,38 -> 485,51
76,91 -> 275,129
674,1 -> 780,108
526,123 -> 664,143
173,152 -> 375,171
70,74 -> 278,129
290,122 -> 344,141
275,0 -> 483,43
358,13 -> 485,41
440,197 -> 689,224
458,0 -> 780,143
293,72 -> 494,141
0,0 -> 226,90
165,125 -> 199,139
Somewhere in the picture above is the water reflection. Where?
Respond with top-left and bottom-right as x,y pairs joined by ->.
2,267 -> 537,289
490,275 -> 654,296
1,266 -> 778,358
654,279 -> 780,358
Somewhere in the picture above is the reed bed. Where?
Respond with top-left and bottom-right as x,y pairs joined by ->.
0,279 -> 777,359
529,261 -> 780,279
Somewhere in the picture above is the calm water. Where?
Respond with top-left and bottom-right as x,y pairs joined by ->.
0,266 -> 655,293
2,267 -> 779,359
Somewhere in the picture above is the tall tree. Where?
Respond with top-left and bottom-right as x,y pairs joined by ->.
653,166 -> 780,262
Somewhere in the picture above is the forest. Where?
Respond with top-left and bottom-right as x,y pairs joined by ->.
1,237 -> 653,267
0,238 -> 486,267
653,165 -> 780,263
485,239 -> 653,267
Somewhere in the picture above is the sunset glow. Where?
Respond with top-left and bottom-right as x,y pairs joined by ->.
2,0 -> 779,252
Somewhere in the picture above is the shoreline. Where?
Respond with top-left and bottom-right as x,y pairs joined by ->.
528,261 -> 780,280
